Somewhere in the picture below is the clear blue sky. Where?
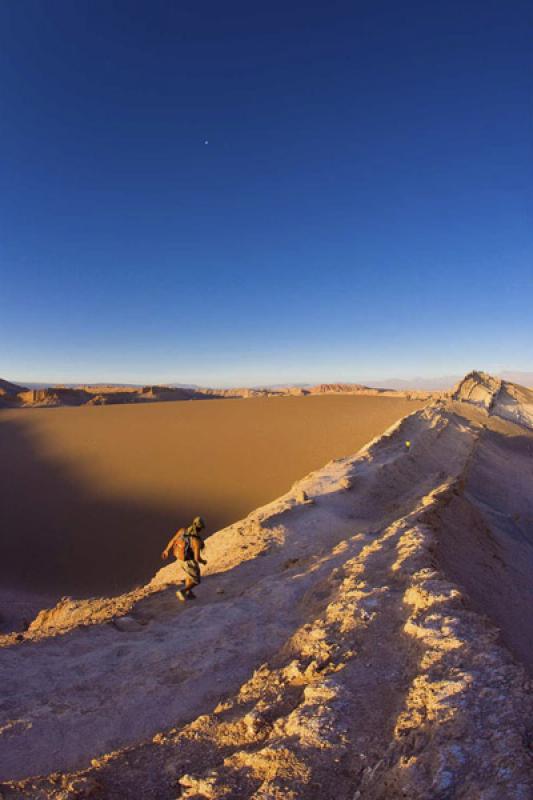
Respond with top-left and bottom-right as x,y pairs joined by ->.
1,1 -> 532,386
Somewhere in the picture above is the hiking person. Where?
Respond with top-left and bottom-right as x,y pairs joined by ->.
161,516 -> 207,601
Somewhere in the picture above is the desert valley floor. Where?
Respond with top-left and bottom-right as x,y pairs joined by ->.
0,393 -> 423,601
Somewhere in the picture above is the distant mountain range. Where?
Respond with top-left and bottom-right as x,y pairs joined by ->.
499,371 -> 533,387
359,371 -> 533,391
363,376 -> 462,391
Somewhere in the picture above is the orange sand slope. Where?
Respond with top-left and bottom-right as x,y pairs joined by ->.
0,394 -> 423,598
0,372 -> 532,799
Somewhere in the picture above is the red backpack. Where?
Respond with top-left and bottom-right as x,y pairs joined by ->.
173,528 -> 194,561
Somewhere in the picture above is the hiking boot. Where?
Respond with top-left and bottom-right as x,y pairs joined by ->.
176,590 -> 186,602
187,590 -> 197,599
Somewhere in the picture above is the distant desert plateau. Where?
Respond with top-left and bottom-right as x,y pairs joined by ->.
0,393 -> 424,601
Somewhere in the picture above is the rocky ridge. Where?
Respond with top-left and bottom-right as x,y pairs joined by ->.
451,370 -> 533,430
0,372 -> 532,798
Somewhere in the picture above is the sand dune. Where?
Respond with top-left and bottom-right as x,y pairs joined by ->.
1,373 -> 532,798
0,394 -> 423,601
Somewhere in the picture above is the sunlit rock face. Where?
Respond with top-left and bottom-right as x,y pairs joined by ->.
451,370 -> 502,408
452,370 -> 533,430
494,381 -> 533,431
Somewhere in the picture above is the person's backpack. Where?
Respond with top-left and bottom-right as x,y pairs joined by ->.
174,529 -> 194,561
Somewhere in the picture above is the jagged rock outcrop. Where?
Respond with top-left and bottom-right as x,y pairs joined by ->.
140,385 -> 199,401
18,388 -> 93,407
308,383 -> 435,400
0,378 -> 27,394
451,370 -> 502,408
0,378 -> 27,407
200,387 -> 274,398
309,383 -> 369,394
452,370 -> 533,430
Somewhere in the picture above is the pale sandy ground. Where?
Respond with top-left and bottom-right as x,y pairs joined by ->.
0,394 -> 423,604
1,374 -> 533,799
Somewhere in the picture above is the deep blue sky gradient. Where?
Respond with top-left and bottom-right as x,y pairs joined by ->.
1,1 -> 532,385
